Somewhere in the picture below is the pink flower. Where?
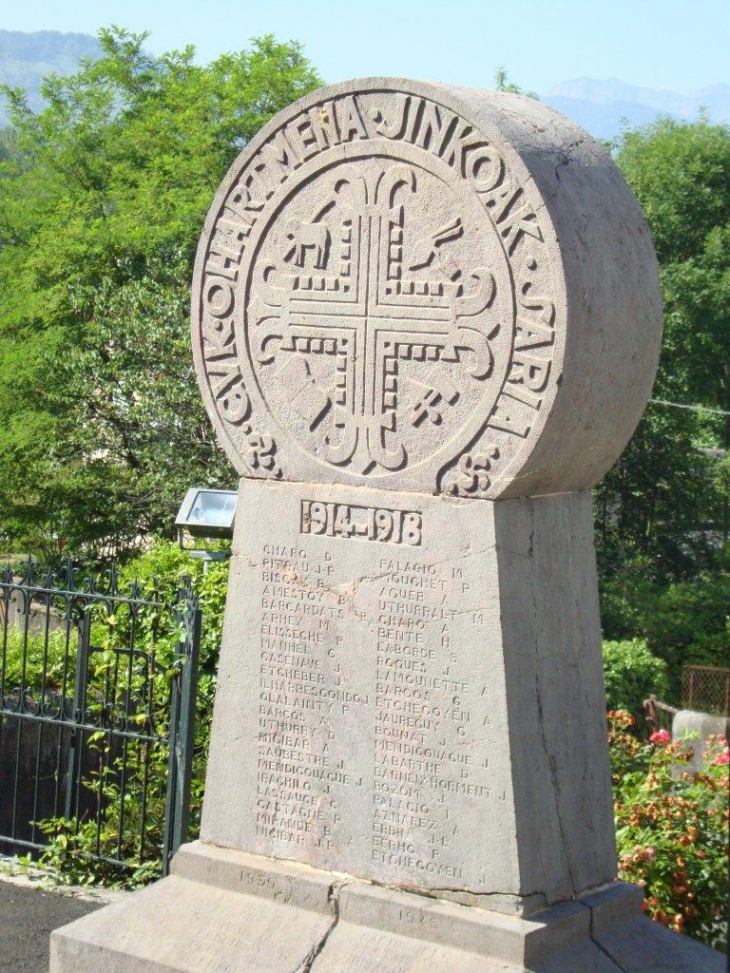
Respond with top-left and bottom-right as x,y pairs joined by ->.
713,750 -> 729,766
650,730 -> 671,744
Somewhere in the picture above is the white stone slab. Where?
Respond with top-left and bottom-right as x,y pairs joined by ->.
50,873 -> 336,973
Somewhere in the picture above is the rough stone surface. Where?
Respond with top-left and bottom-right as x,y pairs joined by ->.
49,844 -> 725,973
191,79 -> 662,500
201,481 -> 615,914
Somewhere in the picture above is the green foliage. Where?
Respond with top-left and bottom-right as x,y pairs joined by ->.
609,711 -> 729,949
0,125 -> 17,162
617,119 -> 730,272
594,411 -> 726,583
617,119 -> 729,460
601,570 -> 729,704
493,67 -> 538,100
596,118 -> 730,584
0,27 -> 322,558
2,628 -> 67,688
115,538 -> 229,698
25,733 -> 171,888
595,118 -> 730,696
25,808 -> 164,889
21,539 -> 230,887
602,639 -> 669,721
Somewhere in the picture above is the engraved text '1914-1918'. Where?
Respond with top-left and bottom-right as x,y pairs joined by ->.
301,500 -> 422,545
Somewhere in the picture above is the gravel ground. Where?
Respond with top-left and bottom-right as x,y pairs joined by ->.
0,873 -> 118,973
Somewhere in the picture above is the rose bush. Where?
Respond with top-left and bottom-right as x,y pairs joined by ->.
609,710 -> 729,950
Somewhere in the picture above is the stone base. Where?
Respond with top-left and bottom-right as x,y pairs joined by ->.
50,842 -> 723,973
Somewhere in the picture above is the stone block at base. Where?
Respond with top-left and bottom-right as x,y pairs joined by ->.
50,842 -> 724,973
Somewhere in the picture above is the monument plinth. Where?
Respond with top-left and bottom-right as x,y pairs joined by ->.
50,80 -> 723,972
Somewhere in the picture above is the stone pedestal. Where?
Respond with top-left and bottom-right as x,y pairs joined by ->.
51,842 -> 723,973
50,79 -> 722,971
201,482 -> 615,917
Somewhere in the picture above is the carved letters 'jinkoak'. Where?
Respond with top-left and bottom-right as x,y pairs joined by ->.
192,80 -> 662,498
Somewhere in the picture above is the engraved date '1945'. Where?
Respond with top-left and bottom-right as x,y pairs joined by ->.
301,500 -> 422,546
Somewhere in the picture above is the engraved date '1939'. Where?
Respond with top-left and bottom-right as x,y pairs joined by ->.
301,500 -> 422,546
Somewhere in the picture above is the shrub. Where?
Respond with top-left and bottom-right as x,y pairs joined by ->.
609,710 -> 729,950
1,628 -> 72,692
603,638 -> 669,723
600,572 -> 729,704
114,539 -> 230,844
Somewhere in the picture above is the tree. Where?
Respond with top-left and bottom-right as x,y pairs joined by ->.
0,28 -> 322,557
595,118 -> 730,584
593,119 -> 730,692
493,67 -> 538,100
617,118 -> 730,424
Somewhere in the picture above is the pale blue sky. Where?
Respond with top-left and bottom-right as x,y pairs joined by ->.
2,0 -> 727,94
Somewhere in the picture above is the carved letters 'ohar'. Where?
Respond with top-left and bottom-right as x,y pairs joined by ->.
192,83 -> 563,497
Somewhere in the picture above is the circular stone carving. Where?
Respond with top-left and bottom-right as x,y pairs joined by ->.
192,79 -> 662,498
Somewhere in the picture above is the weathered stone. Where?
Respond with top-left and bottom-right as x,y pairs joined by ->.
50,79 -> 720,972
191,79 -> 662,499
50,844 -> 725,973
201,481 -> 614,914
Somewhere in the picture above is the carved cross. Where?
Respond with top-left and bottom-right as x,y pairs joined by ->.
254,164 -> 497,474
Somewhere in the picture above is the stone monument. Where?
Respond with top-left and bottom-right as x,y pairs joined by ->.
50,79 -> 723,972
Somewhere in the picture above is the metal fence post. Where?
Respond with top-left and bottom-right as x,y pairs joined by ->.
64,613 -> 91,822
162,593 -> 201,874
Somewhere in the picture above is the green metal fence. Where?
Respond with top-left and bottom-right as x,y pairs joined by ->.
0,561 -> 201,878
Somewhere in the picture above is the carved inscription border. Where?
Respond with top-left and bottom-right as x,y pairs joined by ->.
193,84 -> 562,496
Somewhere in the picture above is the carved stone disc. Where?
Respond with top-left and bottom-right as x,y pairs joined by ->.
192,79 -> 662,498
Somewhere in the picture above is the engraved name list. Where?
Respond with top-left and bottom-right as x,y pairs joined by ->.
238,487 -> 505,891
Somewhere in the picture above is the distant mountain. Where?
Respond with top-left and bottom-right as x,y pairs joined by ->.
0,31 -> 728,144
544,78 -> 730,141
0,30 -> 102,126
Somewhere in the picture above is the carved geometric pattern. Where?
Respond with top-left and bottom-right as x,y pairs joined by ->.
250,163 -> 500,476
439,446 -> 500,496
193,85 -> 564,496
